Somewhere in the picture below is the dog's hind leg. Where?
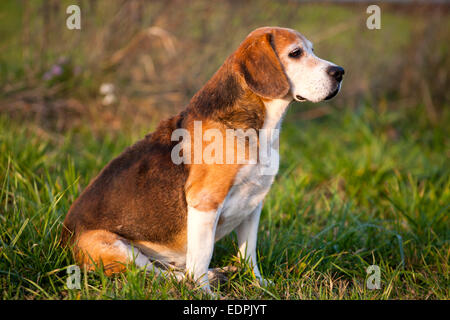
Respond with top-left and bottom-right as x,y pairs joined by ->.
74,229 -> 161,276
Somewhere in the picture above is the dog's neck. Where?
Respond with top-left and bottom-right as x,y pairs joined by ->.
262,98 -> 292,131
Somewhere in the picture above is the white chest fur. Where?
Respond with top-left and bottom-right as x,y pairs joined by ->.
215,98 -> 291,241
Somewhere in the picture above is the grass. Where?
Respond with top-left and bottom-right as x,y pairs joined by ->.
0,101 -> 448,300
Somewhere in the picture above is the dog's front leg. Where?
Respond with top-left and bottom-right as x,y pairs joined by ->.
184,158 -> 241,295
236,202 -> 270,286
186,205 -> 220,295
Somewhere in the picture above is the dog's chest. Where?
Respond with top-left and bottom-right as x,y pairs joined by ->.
213,98 -> 288,241
215,162 -> 277,241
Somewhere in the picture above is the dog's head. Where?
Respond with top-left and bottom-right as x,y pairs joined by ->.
235,27 -> 344,103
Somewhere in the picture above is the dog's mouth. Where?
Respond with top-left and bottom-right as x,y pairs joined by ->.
295,83 -> 342,102
324,83 -> 341,101
295,95 -> 307,102
324,90 -> 338,101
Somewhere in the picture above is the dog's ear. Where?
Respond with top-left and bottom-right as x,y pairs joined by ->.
237,32 -> 290,99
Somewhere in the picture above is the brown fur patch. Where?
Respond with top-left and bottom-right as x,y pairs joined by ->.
184,120 -> 241,211
234,28 -> 290,99
62,113 -> 189,248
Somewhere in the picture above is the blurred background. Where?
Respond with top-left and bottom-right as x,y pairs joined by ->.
0,0 -> 449,131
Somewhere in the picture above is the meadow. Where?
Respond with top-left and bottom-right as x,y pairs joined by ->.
0,1 -> 449,299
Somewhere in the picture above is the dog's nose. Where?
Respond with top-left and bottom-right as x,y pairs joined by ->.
327,66 -> 345,82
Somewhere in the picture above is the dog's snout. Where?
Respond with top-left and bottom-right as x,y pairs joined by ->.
327,66 -> 345,82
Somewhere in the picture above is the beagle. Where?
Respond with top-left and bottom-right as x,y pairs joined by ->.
61,27 -> 344,295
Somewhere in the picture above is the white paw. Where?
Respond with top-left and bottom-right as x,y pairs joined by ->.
256,277 -> 273,287
171,270 -> 186,281
204,287 -> 219,299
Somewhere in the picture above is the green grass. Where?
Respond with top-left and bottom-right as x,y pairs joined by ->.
0,102 -> 448,300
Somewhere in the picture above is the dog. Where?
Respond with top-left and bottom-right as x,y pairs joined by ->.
61,27 -> 344,295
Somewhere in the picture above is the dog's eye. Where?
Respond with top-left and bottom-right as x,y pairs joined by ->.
288,48 -> 303,58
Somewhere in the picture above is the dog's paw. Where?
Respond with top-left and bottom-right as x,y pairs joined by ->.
203,286 -> 221,300
256,276 -> 273,287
